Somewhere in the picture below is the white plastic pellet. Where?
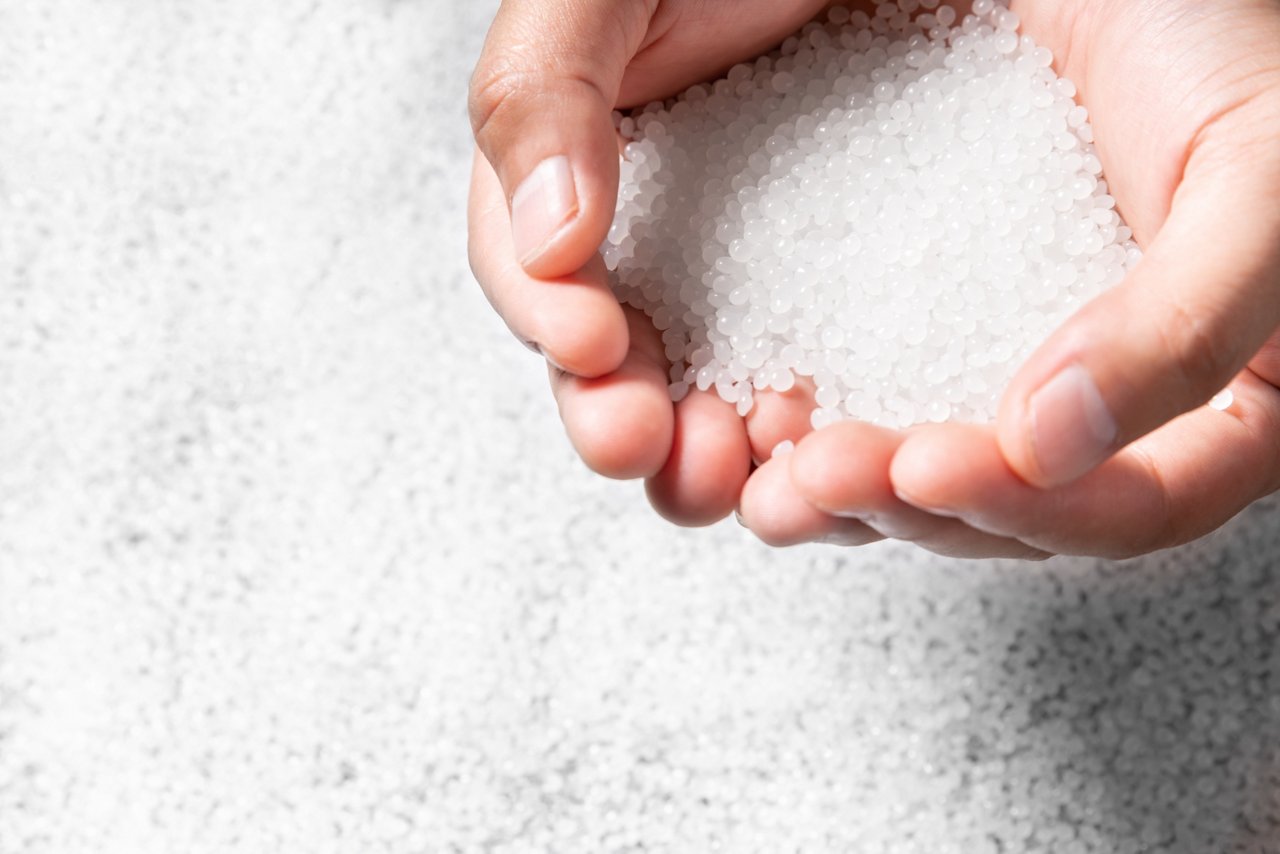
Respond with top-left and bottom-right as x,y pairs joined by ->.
603,1 -> 1140,431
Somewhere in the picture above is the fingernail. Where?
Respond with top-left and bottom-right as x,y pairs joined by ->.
892,487 -> 959,517
521,338 -> 568,373
511,155 -> 578,268
734,510 -> 748,528
1028,364 -> 1117,484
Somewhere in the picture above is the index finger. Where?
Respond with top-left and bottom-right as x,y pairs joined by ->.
467,150 -> 629,378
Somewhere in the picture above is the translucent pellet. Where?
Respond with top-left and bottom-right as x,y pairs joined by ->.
1209,388 -> 1235,412
602,1 -> 1140,430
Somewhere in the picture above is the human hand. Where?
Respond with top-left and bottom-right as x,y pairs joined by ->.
742,0 -> 1280,558
467,0 -> 846,525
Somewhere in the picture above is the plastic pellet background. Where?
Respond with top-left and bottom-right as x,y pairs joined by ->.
0,1 -> 1277,852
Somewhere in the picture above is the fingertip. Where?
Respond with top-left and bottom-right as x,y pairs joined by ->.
745,378 -> 817,462
531,258 -> 631,378
555,356 -> 674,481
645,391 -> 751,527
739,456 -> 878,548
887,425 -> 965,512
471,153 -> 630,379
789,421 -> 900,514
738,458 -> 823,547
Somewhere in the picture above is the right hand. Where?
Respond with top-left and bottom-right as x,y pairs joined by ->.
737,0 -> 1280,559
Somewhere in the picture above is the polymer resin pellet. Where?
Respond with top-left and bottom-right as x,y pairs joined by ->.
603,0 -> 1140,430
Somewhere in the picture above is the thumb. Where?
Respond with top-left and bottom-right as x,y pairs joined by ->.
469,0 -> 652,279
997,124 -> 1280,488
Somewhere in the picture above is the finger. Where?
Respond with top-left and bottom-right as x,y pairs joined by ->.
997,103 -> 1280,487
744,378 -> 817,463
895,370 -> 1280,557
617,0 -> 830,107
550,308 -> 674,480
469,152 -> 629,378
738,453 -> 881,548
469,0 -> 654,278
788,422 -> 1049,559
645,390 -> 752,527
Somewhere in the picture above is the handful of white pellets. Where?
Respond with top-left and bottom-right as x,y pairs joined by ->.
603,0 -> 1140,430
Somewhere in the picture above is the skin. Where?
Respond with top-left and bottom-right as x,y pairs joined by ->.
467,0 -> 1280,558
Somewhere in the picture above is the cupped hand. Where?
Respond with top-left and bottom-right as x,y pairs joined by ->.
467,0 -> 845,525
745,0 -> 1280,558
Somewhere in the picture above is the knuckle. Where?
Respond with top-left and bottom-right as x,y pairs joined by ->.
1157,298 -> 1241,400
1125,443 -> 1182,556
467,56 -> 530,148
468,57 -> 611,159
467,0 -> 653,157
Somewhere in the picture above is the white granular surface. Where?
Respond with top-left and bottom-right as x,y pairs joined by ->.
604,1 -> 1140,429
1,1 -> 1279,853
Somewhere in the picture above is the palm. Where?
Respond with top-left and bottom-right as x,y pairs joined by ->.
1066,0 -> 1280,396
1027,0 -> 1280,394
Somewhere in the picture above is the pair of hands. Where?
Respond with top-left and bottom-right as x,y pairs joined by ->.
467,0 -> 1280,559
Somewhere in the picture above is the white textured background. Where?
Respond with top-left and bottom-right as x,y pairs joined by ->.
1,1 -> 1277,852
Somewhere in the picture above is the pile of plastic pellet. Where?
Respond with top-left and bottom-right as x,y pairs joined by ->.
2,2 -> 1278,853
603,0 -> 1140,429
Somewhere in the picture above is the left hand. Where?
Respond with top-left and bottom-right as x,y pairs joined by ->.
740,0 -> 1280,559
468,0 -> 869,528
